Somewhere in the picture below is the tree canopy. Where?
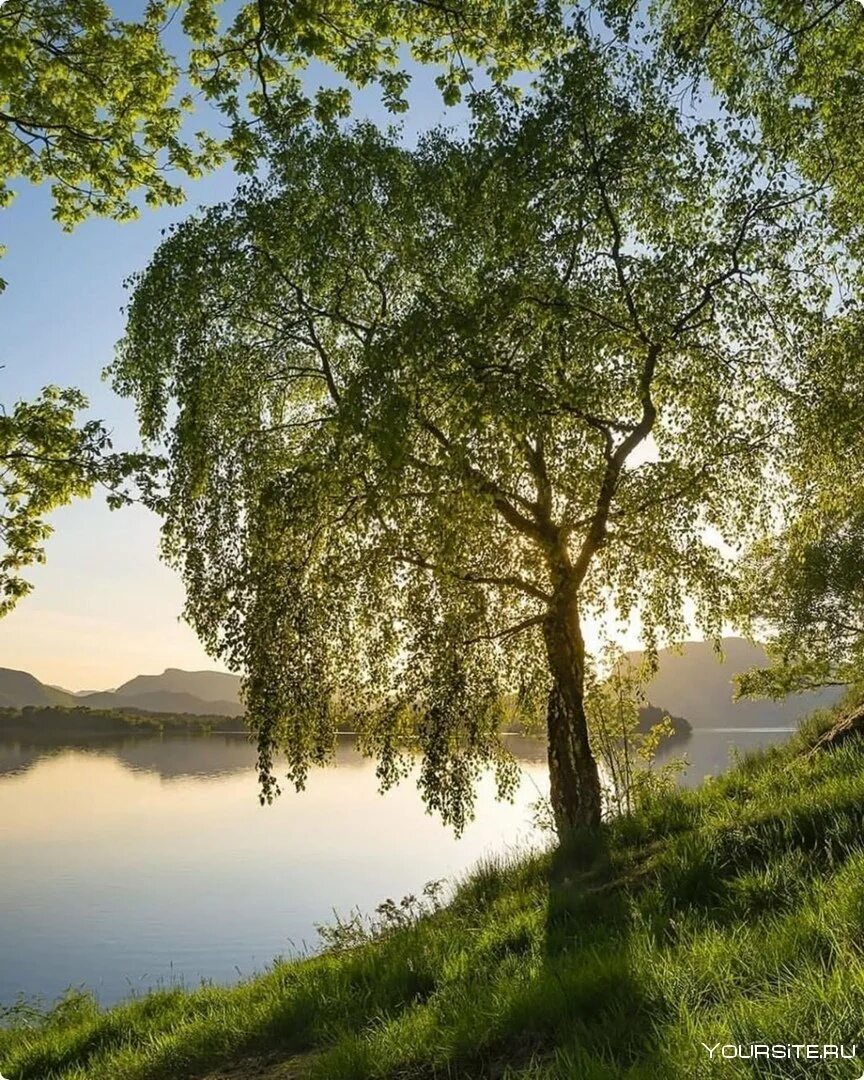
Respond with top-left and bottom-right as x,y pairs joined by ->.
645,0 -> 864,236
0,0 -> 213,232
0,0 -> 569,615
0,0 -> 569,233
0,387 -> 156,614
114,37 -> 833,835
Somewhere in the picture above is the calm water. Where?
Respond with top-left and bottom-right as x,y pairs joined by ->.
0,726 -> 792,1006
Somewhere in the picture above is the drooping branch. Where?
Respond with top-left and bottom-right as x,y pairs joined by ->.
393,550 -> 551,601
462,613 -> 546,645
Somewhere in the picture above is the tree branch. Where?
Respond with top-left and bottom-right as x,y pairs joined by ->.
418,417 -> 554,544
463,614 -> 545,646
581,119 -> 651,346
571,342 -> 660,583
393,551 -> 551,602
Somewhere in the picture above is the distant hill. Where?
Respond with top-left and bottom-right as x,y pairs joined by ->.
112,669 -> 242,705
629,638 -> 844,728
0,666 -> 243,718
0,668 -> 76,710
77,690 -> 242,717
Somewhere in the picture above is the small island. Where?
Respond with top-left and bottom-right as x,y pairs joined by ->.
637,704 -> 692,741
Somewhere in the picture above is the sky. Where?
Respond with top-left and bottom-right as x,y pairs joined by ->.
0,166 -> 237,690
0,25 -> 517,691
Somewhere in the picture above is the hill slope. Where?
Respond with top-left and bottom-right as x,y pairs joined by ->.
77,689 -> 241,717
0,668 -> 75,709
631,637 -> 843,727
2,702 -> 862,1080
112,668 -> 242,705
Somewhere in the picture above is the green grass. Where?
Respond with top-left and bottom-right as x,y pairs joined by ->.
5,707 -> 864,1079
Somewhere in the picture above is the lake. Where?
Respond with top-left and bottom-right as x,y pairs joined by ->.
0,725 -> 793,1007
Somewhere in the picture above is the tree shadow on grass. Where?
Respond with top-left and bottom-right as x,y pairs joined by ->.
477,832 -> 668,1079
415,805 -> 833,1080
110,775 -> 864,1080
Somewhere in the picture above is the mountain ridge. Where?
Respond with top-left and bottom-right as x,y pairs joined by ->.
0,666 -> 243,717
113,668 -> 242,704
627,637 -> 843,727
0,639 -> 846,727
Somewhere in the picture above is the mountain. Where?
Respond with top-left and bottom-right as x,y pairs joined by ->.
0,666 -> 243,717
77,690 -> 242,717
113,669 -> 242,705
629,638 -> 844,728
0,668 -> 76,710
89,668 -> 244,716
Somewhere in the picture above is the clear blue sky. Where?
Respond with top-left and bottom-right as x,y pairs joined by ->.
0,35 -> 476,689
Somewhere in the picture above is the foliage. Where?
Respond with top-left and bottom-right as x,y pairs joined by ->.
733,309 -> 864,701
0,703 -> 245,733
637,0 -> 864,240
0,387 -> 160,615
0,0 -> 220,237
316,880 -> 447,953
639,0 -> 864,709
587,645 -> 685,817
189,0 -> 570,160
0,0 -> 568,236
5,700 -> 864,1078
113,32 -> 833,833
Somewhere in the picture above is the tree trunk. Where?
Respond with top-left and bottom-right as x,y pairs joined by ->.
806,702 -> 864,757
543,590 -> 602,837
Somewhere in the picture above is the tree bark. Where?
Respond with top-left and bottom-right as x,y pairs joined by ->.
806,702 -> 864,757
543,587 -> 602,836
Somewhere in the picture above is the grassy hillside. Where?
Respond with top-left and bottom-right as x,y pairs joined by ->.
3,705 -> 864,1079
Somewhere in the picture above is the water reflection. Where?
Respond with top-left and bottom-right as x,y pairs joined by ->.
654,726 -> 794,788
0,726 -> 791,1008
0,731 -> 550,782
0,733 -> 549,1008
